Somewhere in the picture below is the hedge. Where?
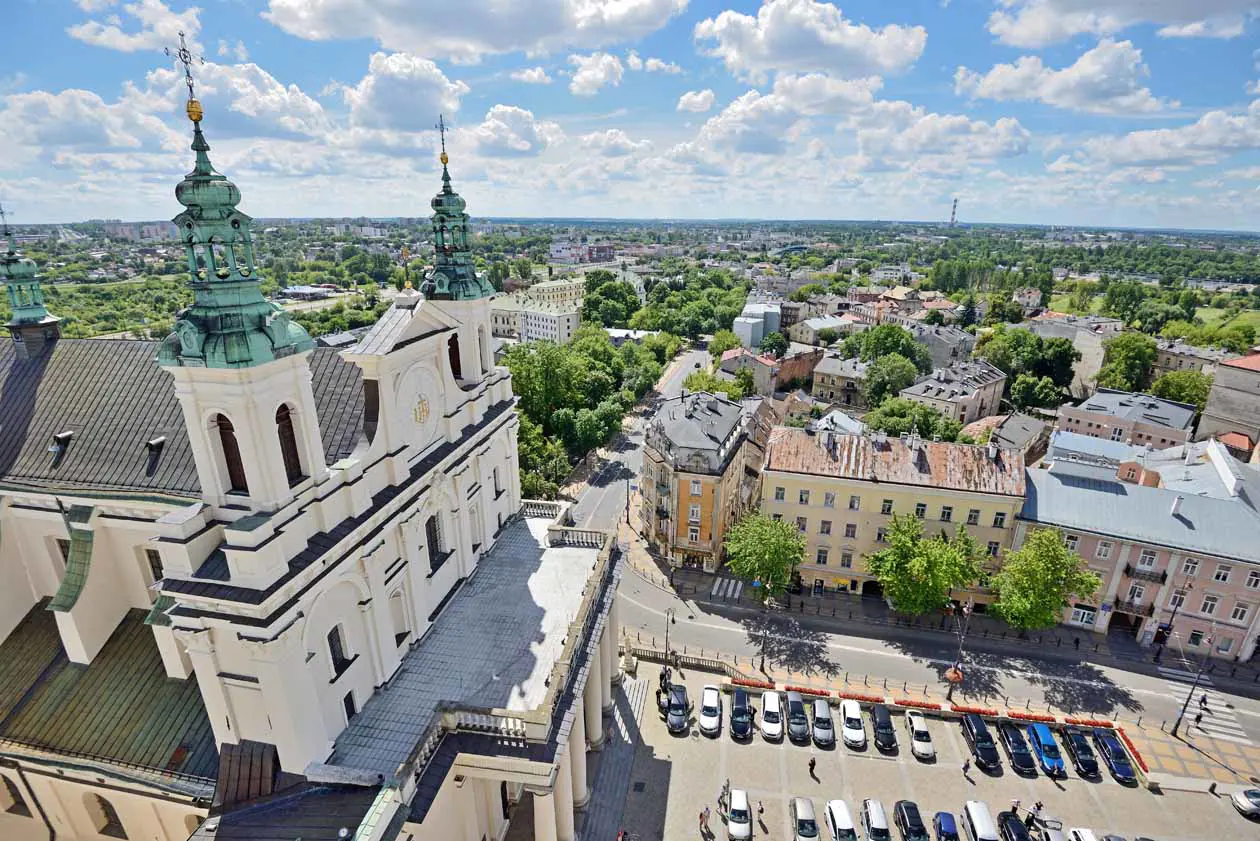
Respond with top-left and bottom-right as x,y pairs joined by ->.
950,704 -> 1000,716
1007,711 -> 1058,723
785,685 -> 831,697
894,699 -> 943,711
1063,717 -> 1114,728
837,691 -> 886,704
1116,728 -> 1149,773
731,678 -> 776,690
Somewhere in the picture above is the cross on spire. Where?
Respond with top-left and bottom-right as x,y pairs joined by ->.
165,31 -> 204,122
436,114 -> 448,158
0,201 -> 10,238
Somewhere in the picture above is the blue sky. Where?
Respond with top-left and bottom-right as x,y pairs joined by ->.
2,0 -> 1259,228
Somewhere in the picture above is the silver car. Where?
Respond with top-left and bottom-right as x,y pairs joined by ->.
812,698 -> 835,748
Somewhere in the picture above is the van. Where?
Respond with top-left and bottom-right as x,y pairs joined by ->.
790,797 -> 820,841
961,801 -> 999,841
861,798 -> 891,841
823,800 -> 858,841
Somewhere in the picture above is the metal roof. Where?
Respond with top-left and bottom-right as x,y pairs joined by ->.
650,392 -> 747,453
1070,388 -> 1196,432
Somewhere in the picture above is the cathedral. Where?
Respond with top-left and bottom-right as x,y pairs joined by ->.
0,70 -> 621,841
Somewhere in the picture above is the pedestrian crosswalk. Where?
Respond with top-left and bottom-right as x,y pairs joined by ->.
1157,666 -> 1253,745
709,575 -> 744,601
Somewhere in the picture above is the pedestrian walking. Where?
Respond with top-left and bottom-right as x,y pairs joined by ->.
808,757 -> 817,778
698,810 -> 705,834
962,758 -> 971,774
703,806 -> 711,830
758,801 -> 764,816
1024,813 -> 1037,830
1194,712 -> 1204,727
1200,693 -> 1209,709
1073,637 -> 1080,651
1010,799 -> 1021,814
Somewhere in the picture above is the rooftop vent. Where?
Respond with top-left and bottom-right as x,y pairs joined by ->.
48,431 -> 73,466
1170,495 -> 1184,517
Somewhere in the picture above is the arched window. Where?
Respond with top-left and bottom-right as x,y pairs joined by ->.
389,590 -> 408,647
478,326 -> 489,374
1,775 -> 31,817
425,514 -> 449,573
275,405 -> 304,485
447,334 -> 462,380
85,793 -> 127,839
215,414 -> 249,494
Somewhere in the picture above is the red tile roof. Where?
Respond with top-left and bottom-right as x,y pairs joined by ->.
1219,431 -> 1254,452
1222,353 -> 1260,372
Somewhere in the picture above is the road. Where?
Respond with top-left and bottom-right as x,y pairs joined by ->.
569,345 -> 1260,742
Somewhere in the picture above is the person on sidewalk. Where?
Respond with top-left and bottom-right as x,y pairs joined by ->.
1194,712 -> 1204,727
1200,693 -> 1209,710
962,758 -> 971,775
1073,637 -> 1080,651
808,757 -> 817,779
703,806 -> 711,832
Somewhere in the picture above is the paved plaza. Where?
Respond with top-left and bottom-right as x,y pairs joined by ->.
619,668 -> 1258,841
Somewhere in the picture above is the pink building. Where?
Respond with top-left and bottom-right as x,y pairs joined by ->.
1057,388 -> 1195,450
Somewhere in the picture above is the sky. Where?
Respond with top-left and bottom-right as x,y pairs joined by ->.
1,0 -> 1259,229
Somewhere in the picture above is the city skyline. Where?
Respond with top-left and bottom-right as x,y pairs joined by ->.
2,0 -> 1259,229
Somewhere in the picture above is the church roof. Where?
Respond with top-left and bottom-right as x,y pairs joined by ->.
0,339 -> 364,500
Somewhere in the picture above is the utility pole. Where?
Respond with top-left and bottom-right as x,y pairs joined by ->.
949,198 -> 958,228
1171,617 -> 1217,738
945,597 -> 973,702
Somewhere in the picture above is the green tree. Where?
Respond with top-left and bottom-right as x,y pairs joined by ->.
1009,374 -> 1061,410
708,329 -> 741,361
1100,281 -> 1147,324
759,331 -> 788,358
683,369 -> 744,400
1097,332 -> 1157,391
862,353 -> 919,407
583,268 -> 617,293
512,257 -> 533,281
842,324 -> 933,372
959,295 -> 978,328
865,515 -> 982,616
734,367 -> 757,396
862,397 -> 965,442
816,327 -> 839,346
921,309 -> 945,326
725,514 -> 805,603
789,282 -> 826,302
992,528 -> 1102,631
1150,369 -> 1212,413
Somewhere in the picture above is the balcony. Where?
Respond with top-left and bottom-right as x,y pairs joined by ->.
1124,563 -> 1167,585
656,482 -> 670,496
656,507 -> 670,521
1113,597 -> 1155,617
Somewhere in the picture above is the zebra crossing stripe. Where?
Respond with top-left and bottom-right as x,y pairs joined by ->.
710,578 -> 723,598
1157,666 -> 1214,685
733,580 -> 744,600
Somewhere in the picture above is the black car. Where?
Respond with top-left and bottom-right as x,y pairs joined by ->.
961,713 -> 1002,771
1061,726 -> 1099,778
730,688 -> 753,740
996,812 -> 1032,841
1092,727 -> 1137,785
873,704 -> 898,752
894,800 -> 930,841
997,722 -> 1037,776
666,685 -> 690,734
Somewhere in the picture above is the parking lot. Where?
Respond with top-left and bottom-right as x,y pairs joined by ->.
621,669 -> 1255,841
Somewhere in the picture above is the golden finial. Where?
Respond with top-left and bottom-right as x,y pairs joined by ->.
166,31 -> 204,124
404,278 -> 413,290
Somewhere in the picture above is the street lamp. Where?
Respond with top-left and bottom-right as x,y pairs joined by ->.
1155,581 -> 1192,664
945,597 -> 974,702
1171,616 -> 1217,738
664,607 -> 676,661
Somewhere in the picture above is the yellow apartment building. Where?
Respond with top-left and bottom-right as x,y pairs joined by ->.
761,427 -> 1027,598
640,392 -> 773,571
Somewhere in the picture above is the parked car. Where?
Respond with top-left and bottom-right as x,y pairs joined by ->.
872,704 -> 898,752
962,801 -> 999,841
861,798 -> 892,841
1066,830 -> 1098,841
840,699 -> 867,749
1100,835 -> 1127,841
812,698 -> 836,748
792,797 -> 821,841
761,690 -> 784,742
1230,788 -> 1260,818
699,685 -> 723,737
906,710 -> 935,761
894,800 -> 930,841
728,788 -> 753,840
1026,723 -> 1066,778
1091,728 -> 1137,785
961,713 -> 1001,771
730,688 -> 753,741
997,722 -> 1037,776
997,811 -> 1033,841
933,812 -> 960,841
787,691 -> 811,743
1061,726 -> 1099,778
825,800 -> 859,841
1030,815 -> 1065,841
666,684 -> 690,734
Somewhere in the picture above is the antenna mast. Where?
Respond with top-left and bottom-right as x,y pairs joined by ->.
949,198 -> 958,228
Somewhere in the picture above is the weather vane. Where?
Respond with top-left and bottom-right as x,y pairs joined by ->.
0,201 -> 10,238
165,31 -> 204,123
436,114 -> 448,164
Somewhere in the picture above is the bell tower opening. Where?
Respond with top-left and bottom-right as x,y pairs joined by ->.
214,414 -> 249,494
276,404 -> 304,485
447,334 -> 463,380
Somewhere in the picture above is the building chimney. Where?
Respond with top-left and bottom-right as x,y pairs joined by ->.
1170,495 -> 1184,517
987,441 -> 998,460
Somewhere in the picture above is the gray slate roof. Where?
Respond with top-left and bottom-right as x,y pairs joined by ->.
1071,388 -> 1196,432
1046,429 -> 1136,465
0,339 -> 364,499
992,413 -> 1048,450
814,355 -> 868,378
1021,461 -> 1260,563
901,359 -> 1004,401
652,392 -> 747,452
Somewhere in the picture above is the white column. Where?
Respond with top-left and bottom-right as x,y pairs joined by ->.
554,748 -> 576,841
584,651 -> 605,750
532,789 -> 558,841
570,702 -> 590,810
599,629 -> 614,714
607,596 -> 623,685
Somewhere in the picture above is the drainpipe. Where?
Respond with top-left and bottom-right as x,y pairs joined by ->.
14,765 -> 56,840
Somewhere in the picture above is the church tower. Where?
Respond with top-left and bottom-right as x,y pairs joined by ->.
1,205 -> 61,360
158,35 -> 326,512
420,116 -> 497,384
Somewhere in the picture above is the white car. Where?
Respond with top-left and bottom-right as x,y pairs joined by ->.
699,685 -> 723,737
728,788 -> 753,840
1231,788 -> 1260,818
906,710 -> 935,761
761,690 -> 784,741
839,700 -> 866,749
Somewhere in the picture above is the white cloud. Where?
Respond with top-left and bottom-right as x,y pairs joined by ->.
263,0 -> 688,64
694,0 -> 926,84
68,0 -> 200,53
771,72 -> 881,114
986,0 -> 1256,48
579,129 -> 652,156
511,66 -> 553,84
677,89 -> 716,112
342,53 -> 470,131
852,100 -> 1031,163
569,52 -> 624,96
1080,99 -> 1260,165
0,88 -> 179,159
472,104 -> 564,156
627,50 -> 682,73
218,39 -> 250,62
954,39 -> 1172,115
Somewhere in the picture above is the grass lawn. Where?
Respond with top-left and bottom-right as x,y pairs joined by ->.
1048,293 -> 1104,315
1194,307 -> 1260,331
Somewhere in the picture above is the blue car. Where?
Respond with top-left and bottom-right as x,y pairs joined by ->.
1025,723 -> 1066,778
933,812 -> 960,841
1092,727 -> 1138,785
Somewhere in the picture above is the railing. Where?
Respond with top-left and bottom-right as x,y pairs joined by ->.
521,499 -> 563,519
445,708 -> 532,739
1124,563 -> 1168,585
1113,597 -> 1155,617
548,528 -> 607,548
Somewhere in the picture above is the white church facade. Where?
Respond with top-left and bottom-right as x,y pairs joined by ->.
0,86 -> 621,841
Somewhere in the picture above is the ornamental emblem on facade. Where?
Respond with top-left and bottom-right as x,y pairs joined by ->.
413,396 -> 431,425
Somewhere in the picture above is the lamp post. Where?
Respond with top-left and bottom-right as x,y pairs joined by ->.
945,597 -> 974,702
664,607 -> 676,661
1155,581 -> 1192,664
1171,616 -> 1217,738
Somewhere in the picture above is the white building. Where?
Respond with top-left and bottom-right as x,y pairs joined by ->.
520,304 -> 582,344
0,103 -> 620,841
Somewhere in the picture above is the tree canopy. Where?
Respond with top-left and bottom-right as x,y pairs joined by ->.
862,397 -> 967,442
862,353 -> 919,407
708,329 -> 741,361
974,325 -> 1079,390
1150,369 -> 1213,413
991,528 -> 1102,631
841,323 -> 933,373
759,331 -> 788,358
683,368 -> 746,401
725,514 -> 805,603
1009,374 -> 1062,411
864,515 -> 983,615
1096,332 -> 1157,391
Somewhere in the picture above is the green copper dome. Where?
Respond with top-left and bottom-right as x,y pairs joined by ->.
420,156 -> 494,302
159,108 -> 313,369
2,232 -> 56,327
